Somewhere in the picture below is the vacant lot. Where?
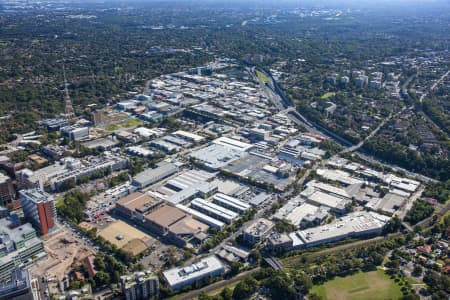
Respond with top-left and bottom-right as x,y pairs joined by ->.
98,220 -> 154,255
310,270 -> 402,300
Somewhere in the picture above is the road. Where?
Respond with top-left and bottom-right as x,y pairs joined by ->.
354,152 -> 437,184
172,268 -> 261,300
419,69 -> 449,103
339,107 -> 405,155
397,186 -> 425,221
416,198 -> 450,228
281,232 -> 402,267
258,68 -> 435,184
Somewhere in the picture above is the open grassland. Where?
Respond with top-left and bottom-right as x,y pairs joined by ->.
310,269 -> 402,300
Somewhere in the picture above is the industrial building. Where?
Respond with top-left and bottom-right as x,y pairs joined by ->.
189,137 -> 252,170
300,181 -> 351,214
316,168 -> 364,186
190,198 -> 238,224
121,270 -> 159,300
115,192 -> 163,221
0,218 -> 46,282
132,162 -> 178,189
163,256 -> 226,290
273,199 -> 328,228
288,212 -> 390,249
152,169 -> 217,205
175,204 -> 225,229
267,233 -> 294,251
82,137 -> 119,150
143,205 -> 209,247
384,174 -> 420,193
243,218 -> 274,245
211,193 -> 250,214
172,131 -> 205,143
19,189 -> 56,235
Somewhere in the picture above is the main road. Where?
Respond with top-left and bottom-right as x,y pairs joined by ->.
419,69 -> 449,103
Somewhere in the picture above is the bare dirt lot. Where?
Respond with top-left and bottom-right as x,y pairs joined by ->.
30,226 -> 96,295
97,220 -> 155,256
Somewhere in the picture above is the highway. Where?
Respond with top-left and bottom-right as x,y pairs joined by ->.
256,67 -> 439,185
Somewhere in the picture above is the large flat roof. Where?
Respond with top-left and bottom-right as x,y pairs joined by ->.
145,205 -> 187,228
169,217 -> 209,235
176,204 -> 225,229
212,193 -> 251,212
163,256 -> 225,289
116,192 -> 160,211
302,188 -> 350,210
173,130 -> 205,142
191,198 -> 238,221
189,143 -> 246,170
133,162 -> 178,186
293,212 -> 390,246
212,137 -> 253,152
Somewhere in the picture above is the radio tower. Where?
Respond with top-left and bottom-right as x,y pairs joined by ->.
62,63 -> 75,118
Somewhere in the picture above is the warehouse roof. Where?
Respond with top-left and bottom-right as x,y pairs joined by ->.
144,205 -> 187,228
116,192 -> 160,212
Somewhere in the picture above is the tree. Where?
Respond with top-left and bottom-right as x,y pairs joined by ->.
431,291 -> 449,300
232,277 -> 259,300
220,287 -> 233,300
294,272 -> 313,295
309,294 -> 323,300
412,265 -> 423,277
401,293 -> 420,300
93,271 -> 110,287
383,215 -> 403,234
404,199 -> 434,225
263,272 -> 297,300
274,219 -> 295,233
230,261 -> 243,275
370,252 -> 385,266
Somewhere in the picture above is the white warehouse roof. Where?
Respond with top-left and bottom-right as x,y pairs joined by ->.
163,256 -> 225,290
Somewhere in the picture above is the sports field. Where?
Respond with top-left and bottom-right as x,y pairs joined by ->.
310,269 -> 402,300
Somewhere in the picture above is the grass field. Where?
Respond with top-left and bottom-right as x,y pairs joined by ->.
105,118 -> 143,131
321,92 -> 336,99
256,70 -> 270,84
310,269 -> 402,300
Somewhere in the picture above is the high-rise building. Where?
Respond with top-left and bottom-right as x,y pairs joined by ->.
19,189 -> 56,235
0,217 -> 46,282
91,110 -> 104,126
0,174 -> 15,207
121,270 -> 159,300
0,269 -> 33,300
